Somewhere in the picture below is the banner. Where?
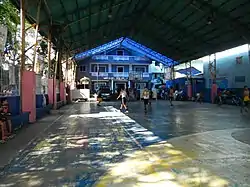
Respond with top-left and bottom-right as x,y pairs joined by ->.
165,67 -> 171,80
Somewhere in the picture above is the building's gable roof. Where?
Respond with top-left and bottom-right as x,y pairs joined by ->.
74,37 -> 178,67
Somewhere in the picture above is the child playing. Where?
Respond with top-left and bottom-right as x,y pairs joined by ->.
0,99 -> 12,140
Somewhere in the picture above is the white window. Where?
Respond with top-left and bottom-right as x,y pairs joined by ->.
117,66 -> 124,72
135,66 -> 146,72
80,65 -> 86,72
94,65 -> 106,72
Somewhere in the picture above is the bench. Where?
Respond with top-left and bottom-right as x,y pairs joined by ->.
0,96 -> 29,131
36,94 -> 52,119
10,112 -> 30,130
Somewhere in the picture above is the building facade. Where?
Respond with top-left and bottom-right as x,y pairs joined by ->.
76,47 -> 156,92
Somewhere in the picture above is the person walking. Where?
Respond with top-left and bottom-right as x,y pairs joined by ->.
142,87 -> 150,112
241,86 -> 249,113
117,88 -> 128,113
169,86 -> 174,106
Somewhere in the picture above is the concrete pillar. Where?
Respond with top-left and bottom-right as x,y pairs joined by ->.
129,64 -> 132,71
21,70 -> 36,122
108,64 -> 112,73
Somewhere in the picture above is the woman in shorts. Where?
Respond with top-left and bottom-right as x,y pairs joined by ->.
117,88 -> 128,113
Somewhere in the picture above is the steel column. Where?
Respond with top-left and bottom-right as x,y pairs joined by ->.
53,50 -> 60,110
66,52 -> 69,84
185,61 -> 192,99
248,44 -> 250,64
32,0 -> 42,72
47,29 -> 52,78
19,0 -> 26,112
209,54 -> 217,103
170,65 -> 175,81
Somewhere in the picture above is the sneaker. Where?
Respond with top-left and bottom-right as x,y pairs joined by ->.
125,110 -> 128,113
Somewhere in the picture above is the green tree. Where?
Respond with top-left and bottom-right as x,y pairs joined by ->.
0,0 -> 19,32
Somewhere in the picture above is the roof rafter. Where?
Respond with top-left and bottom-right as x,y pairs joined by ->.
63,5 -> 143,40
192,0 -> 250,41
146,12 -> 213,47
63,0 -> 130,30
59,0 -> 74,40
75,0 -> 83,39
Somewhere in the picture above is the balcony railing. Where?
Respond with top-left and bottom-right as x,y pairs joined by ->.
92,55 -> 149,62
90,72 -> 150,78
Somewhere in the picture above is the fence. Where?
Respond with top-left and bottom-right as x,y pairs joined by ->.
0,57 -> 20,96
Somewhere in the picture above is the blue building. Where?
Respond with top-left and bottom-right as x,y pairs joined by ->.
74,37 -> 177,93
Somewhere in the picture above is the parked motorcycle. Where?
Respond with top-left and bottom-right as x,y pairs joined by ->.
175,90 -> 187,101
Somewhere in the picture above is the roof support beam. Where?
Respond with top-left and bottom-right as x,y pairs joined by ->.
109,2 -> 123,38
88,0 -> 92,48
97,1 -> 104,38
75,0 -> 83,39
63,0 -> 130,30
63,6 -> 143,41
42,0 -> 52,24
145,12 -> 213,49
59,0 -> 74,40
102,0 -> 115,41
128,0 -> 151,37
191,0 -> 250,41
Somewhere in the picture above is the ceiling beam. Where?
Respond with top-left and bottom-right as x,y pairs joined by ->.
128,0 -> 150,37
63,0 -> 131,30
191,0 -> 250,41
75,0 -> 83,39
145,12 -> 214,50
59,0 -> 74,40
88,0 -> 92,48
62,6 -> 143,40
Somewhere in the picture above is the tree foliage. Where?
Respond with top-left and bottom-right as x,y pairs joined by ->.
0,0 -> 19,33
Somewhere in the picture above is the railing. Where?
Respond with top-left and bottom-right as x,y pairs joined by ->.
112,72 -> 129,77
90,72 -> 150,78
92,55 -> 149,61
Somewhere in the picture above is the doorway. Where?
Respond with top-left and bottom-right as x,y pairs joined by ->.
115,82 -> 126,93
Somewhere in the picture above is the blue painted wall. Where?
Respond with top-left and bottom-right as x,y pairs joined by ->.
107,48 -> 131,55
203,51 -> 250,89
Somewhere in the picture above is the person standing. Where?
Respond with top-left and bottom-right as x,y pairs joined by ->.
241,86 -> 249,113
117,88 -> 128,113
169,86 -> 174,106
142,87 -> 150,112
97,89 -> 102,106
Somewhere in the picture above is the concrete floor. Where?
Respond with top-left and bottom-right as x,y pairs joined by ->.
0,101 -> 250,187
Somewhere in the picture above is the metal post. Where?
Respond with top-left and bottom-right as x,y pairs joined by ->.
47,29 -> 52,78
170,65 -> 175,85
209,54 -> 216,84
248,44 -> 250,64
97,64 -> 99,90
20,0 -> 26,112
53,50 -> 60,110
58,50 -> 63,83
66,52 -> 69,84
32,0 -> 41,72
209,53 -> 217,103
